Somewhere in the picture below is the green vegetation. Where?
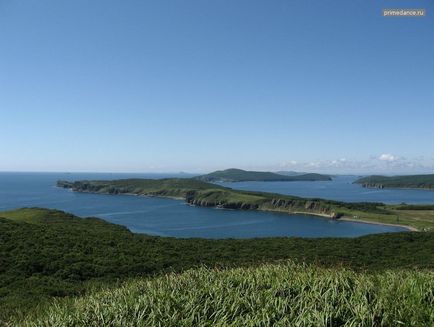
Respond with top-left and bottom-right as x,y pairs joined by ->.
58,178 -> 434,230
194,168 -> 331,182
396,204 -> 434,210
1,208 -> 433,324
15,263 -> 434,327
354,174 -> 434,190
57,178 -> 222,198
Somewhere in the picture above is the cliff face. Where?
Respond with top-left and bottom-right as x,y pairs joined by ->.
361,183 -> 385,189
186,198 -> 259,210
265,198 -> 338,217
185,191 -> 337,217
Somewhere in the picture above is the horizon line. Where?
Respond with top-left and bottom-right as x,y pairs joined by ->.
0,170 -> 433,176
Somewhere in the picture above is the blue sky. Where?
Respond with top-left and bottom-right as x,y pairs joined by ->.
1,0 -> 433,173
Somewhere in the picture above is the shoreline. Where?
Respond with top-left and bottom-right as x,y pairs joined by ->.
260,209 -> 418,231
60,187 -> 419,231
260,208 -> 334,219
359,185 -> 434,192
340,217 -> 418,232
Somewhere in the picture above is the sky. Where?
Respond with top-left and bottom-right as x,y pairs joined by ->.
1,0 -> 433,174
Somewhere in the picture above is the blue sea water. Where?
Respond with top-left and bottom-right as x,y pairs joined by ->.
0,172 -> 418,239
217,175 -> 434,204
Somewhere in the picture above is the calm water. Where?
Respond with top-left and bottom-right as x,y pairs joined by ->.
0,172 -> 411,238
217,175 -> 434,204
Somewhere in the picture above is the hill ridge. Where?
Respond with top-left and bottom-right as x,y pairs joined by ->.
195,168 -> 331,182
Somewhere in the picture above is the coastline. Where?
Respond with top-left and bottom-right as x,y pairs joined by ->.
341,217 -> 418,232
60,186 -> 420,231
359,185 -> 434,192
64,188 -> 186,201
264,209 -> 418,231
62,187 -> 337,219
260,208 -> 334,219
291,211 -> 333,218
124,192 -> 185,201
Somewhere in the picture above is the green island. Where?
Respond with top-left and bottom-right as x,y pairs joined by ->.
354,174 -> 434,190
1,208 -> 433,326
57,178 -> 434,231
194,168 -> 331,182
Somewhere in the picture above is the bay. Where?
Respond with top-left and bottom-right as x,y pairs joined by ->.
0,172 -> 410,238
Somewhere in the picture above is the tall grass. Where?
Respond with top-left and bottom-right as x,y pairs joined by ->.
16,262 -> 433,327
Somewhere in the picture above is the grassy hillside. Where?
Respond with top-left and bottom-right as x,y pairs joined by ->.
354,174 -> 434,190
194,168 -> 331,182
16,262 -> 434,327
275,170 -> 305,176
1,208 -> 433,324
57,178 -> 434,230
57,178 -> 222,198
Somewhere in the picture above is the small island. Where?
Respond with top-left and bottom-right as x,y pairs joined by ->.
194,168 -> 331,182
354,174 -> 434,190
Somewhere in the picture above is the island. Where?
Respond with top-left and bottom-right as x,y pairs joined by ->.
194,168 -> 331,182
57,178 -> 434,231
354,174 -> 434,190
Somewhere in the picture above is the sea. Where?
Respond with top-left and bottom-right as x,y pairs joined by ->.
1,172 -> 429,238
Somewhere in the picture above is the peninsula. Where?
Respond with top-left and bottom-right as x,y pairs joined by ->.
354,174 -> 434,190
194,168 -> 331,182
57,178 -> 434,231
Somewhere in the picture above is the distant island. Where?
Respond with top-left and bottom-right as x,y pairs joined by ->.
194,168 -> 331,182
354,174 -> 434,190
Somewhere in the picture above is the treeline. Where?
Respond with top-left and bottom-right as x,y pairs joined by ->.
397,205 -> 434,210
1,208 -> 433,322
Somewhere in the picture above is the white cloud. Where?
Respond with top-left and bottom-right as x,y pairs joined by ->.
279,160 -> 298,168
270,154 -> 434,174
379,153 -> 398,162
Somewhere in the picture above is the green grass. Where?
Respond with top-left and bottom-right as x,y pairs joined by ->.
57,178 -> 222,197
1,208 -> 433,325
331,206 -> 434,231
15,262 -> 434,327
0,208 -> 55,224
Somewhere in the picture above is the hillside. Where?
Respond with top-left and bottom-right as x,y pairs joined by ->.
1,208 -> 433,324
16,262 -> 434,327
194,168 -> 331,182
354,174 -> 434,190
57,178 -> 222,198
275,170 -> 307,176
